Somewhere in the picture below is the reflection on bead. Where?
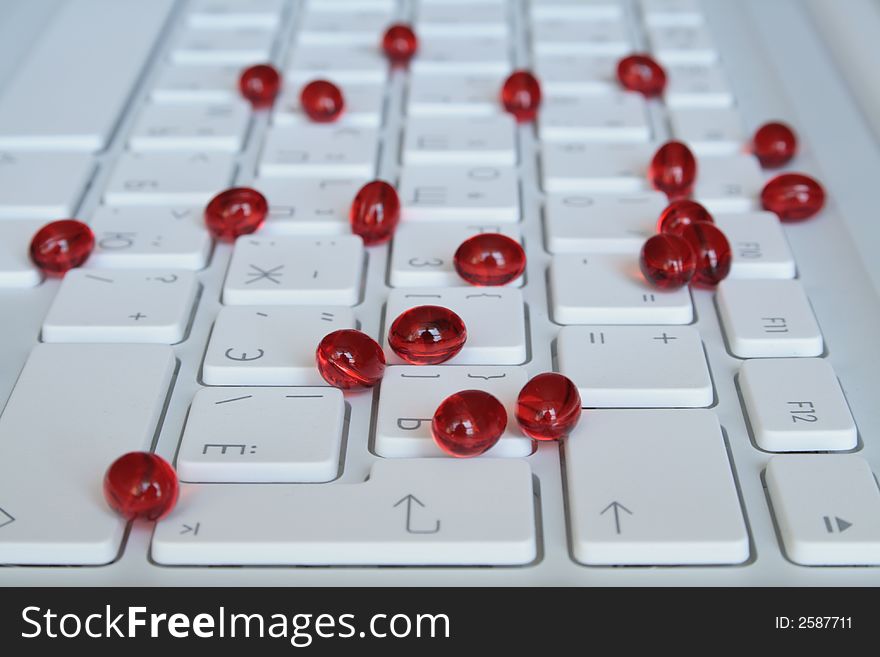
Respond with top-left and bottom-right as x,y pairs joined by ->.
501,70 -> 542,122
388,305 -> 467,365
753,121 -> 797,168
761,173 -> 825,222
300,80 -> 345,122
103,452 -> 179,521
350,180 -> 401,245
515,373 -> 581,441
453,233 -> 525,286
649,141 -> 697,199
680,222 -> 731,287
316,329 -> 386,390
432,390 -> 507,457
617,54 -> 667,97
239,64 -> 281,109
382,24 -> 418,66
640,233 -> 697,290
29,219 -> 94,274
204,187 -> 268,241
656,199 -> 714,236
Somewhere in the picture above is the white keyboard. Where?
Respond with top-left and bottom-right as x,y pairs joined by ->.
1,0 -> 880,585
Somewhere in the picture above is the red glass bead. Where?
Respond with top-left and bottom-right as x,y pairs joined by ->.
29,219 -> 94,275
316,329 -> 386,390
639,233 -> 697,290
680,222 -> 731,287
431,390 -> 507,457
616,54 -> 667,97
388,305 -> 467,365
300,80 -> 345,123
753,121 -> 797,168
453,233 -> 526,286
204,187 -> 268,241
238,63 -> 281,109
382,23 -> 418,66
350,180 -> 400,245
656,199 -> 714,236
515,373 -> 582,441
500,70 -> 542,123
103,452 -> 179,521
649,141 -> 697,199
761,173 -> 825,222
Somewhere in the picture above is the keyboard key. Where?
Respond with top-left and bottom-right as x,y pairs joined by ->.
539,94 -> 650,142
641,0 -> 704,26
0,220 -> 44,288
717,279 -> 823,357
255,177 -> 366,235
42,269 -> 199,343
274,83 -> 384,127
299,8 -> 392,44
151,65 -> 241,103
531,0 -> 623,20
187,0 -> 284,29
411,37 -> 511,75
766,455 -> 880,565
399,165 -> 519,222
177,387 -> 344,483
669,107 -> 744,156
259,125 -> 378,178
647,24 -> 718,64
557,326 -> 713,407
103,152 -> 235,206
665,63 -> 735,108
128,102 -> 250,152
541,142 -> 653,193
534,53 -> 618,95
171,27 -> 274,65
402,116 -> 517,165
407,74 -> 502,117
0,152 -> 94,218
714,212 -> 796,279
416,3 -> 508,37
532,17 -> 631,55
693,154 -> 763,213
739,358 -> 857,452
287,44 -> 386,83
0,344 -> 175,564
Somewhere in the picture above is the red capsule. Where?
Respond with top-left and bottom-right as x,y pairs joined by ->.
656,199 -> 714,235
453,233 -> 525,286
640,233 -> 697,290
238,63 -> 282,109
649,141 -> 697,199
432,390 -> 507,457
350,180 -> 401,245
300,80 -> 345,122
29,219 -> 94,275
761,173 -> 825,222
103,452 -> 179,521
316,329 -> 386,390
515,373 -> 582,441
753,121 -> 797,168
382,23 -> 418,66
616,54 -> 667,97
500,70 -> 542,122
389,305 -> 467,365
204,187 -> 268,241
680,222 -> 731,287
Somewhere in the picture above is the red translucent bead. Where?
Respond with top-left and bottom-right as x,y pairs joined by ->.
680,222 -> 731,287
238,63 -> 281,109
649,141 -> 697,199
753,121 -> 797,168
382,23 -> 418,66
300,80 -> 345,123
500,70 -> 542,123
388,305 -> 467,365
761,173 -> 825,222
515,373 -> 582,441
656,199 -> 714,235
103,452 -> 179,521
453,233 -> 526,286
204,187 -> 268,241
29,219 -> 94,275
432,390 -> 507,458
616,54 -> 667,97
316,329 -> 386,390
639,233 -> 697,290
350,180 -> 401,245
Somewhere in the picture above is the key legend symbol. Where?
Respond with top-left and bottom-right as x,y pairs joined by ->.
823,516 -> 853,534
0,506 -> 14,529
394,494 -> 440,534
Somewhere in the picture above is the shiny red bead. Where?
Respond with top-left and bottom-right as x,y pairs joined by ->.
761,173 -> 826,222
649,141 -> 697,199
453,233 -> 526,286
432,390 -> 507,458
616,54 -> 667,97
388,305 -> 467,365
515,373 -> 582,441
204,187 -> 268,241
316,329 -> 386,390
656,199 -> 714,236
640,233 -> 697,290
238,63 -> 281,109
103,452 -> 179,521
300,80 -> 345,123
30,219 -> 94,275
680,222 -> 731,287
752,121 -> 797,168
500,70 -> 542,122
349,180 -> 400,245
382,23 -> 418,66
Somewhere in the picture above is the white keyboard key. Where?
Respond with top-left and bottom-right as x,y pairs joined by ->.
299,8 -> 392,44
717,279 -> 823,357
177,387 -> 344,483
0,152 -> 94,218
171,27 -> 274,65
532,18 -> 631,55
187,0 -> 283,29
539,94 -> 650,142
287,44 -> 386,83
128,102 -> 250,152
0,344 -> 175,565
0,220 -> 44,288
766,456 -> 880,565
648,24 -> 718,64
544,192 -> 666,253
274,83 -> 384,127
550,253 -> 693,324
693,154 -> 763,213
534,53 -> 618,95
714,212 -> 796,279
152,459 -> 536,565
411,37 -> 511,75
203,305 -> 355,385
103,152 -> 235,206
416,3 -> 508,37
739,358 -> 856,452
558,326 -> 713,407
255,177 -> 366,235
566,410 -> 749,565
376,366 -> 532,457
531,0 -> 623,20
407,74 -> 502,117
384,288 -> 527,364
541,142 -> 653,193
641,0 -> 704,26
42,270 -> 199,343
402,116 -> 516,166
88,206 -> 212,270
399,165 -> 519,222
151,65 -> 240,103
259,125 -> 378,178
665,63 -> 735,108
669,107 -> 744,156
223,235 -> 363,305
